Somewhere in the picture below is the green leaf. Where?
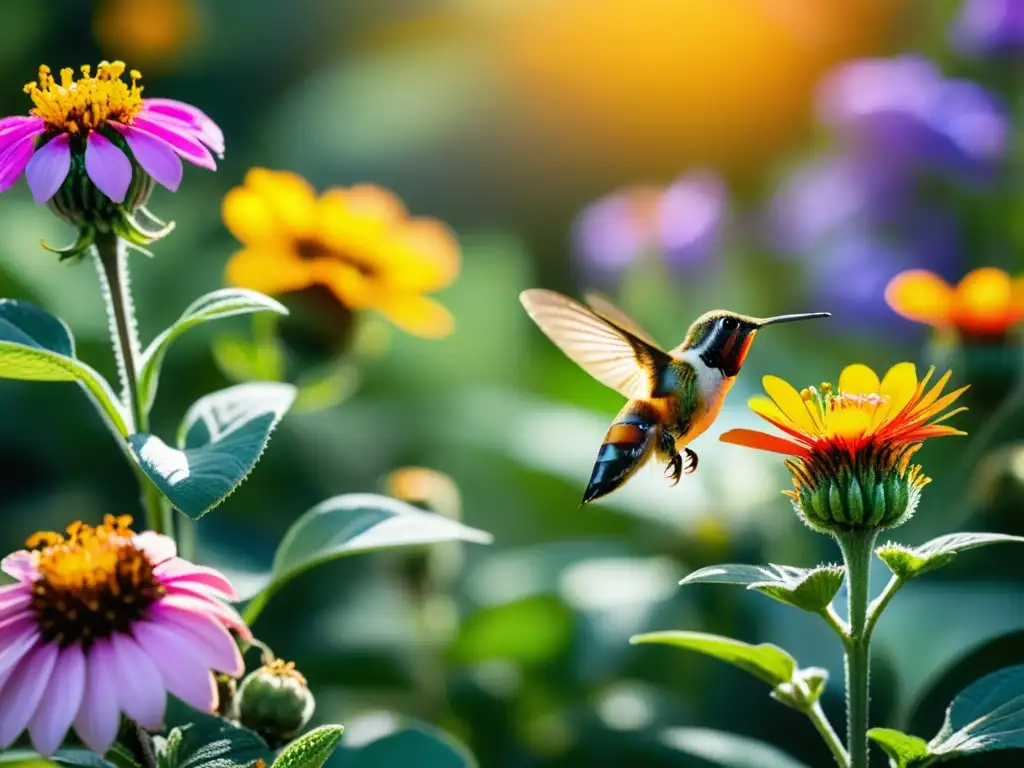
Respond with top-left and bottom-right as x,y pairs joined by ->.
241,493 -> 493,622
138,289 -> 287,415
335,714 -> 476,767
154,715 -> 271,768
659,728 -> 811,767
0,752 -> 54,768
927,664 -> 1024,758
867,729 -> 930,768
878,533 -> 1024,580
0,299 -> 128,435
51,751 -> 115,768
629,631 -> 796,686
449,594 -> 575,666
271,726 -> 344,768
129,382 -> 296,519
681,563 -> 845,613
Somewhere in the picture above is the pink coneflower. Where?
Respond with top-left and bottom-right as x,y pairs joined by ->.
0,61 -> 223,205
0,516 -> 247,756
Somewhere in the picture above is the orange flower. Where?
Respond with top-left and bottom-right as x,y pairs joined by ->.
720,363 -> 968,530
224,169 -> 460,338
885,267 -> 1024,337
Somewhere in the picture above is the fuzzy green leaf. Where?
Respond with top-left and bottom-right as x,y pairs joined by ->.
271,726 -> 344,768
878,533 -> 1024,580
629,631 -> 796,686
130,382 -> 296,519
680,563 -> 845,613
139,289 -> 287,415
241,493 -> 492,622
926,664 -> 1024,759
660,728 -> 811,767
867,729 -> 930,767
154,716 -> 271,768
0,299 -> 129,436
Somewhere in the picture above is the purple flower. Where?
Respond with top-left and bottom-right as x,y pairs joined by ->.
817,55 -> 1007,180
573,170 -> 727,278
953,0 -> 1024,56
1,62 -> 222,205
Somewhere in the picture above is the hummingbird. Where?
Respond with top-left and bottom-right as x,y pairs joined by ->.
519,289 -> 830,504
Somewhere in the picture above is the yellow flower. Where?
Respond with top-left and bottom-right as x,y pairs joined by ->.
885,267 -> 1024,338
720,363 -> 968,531
223,169 -> 460,338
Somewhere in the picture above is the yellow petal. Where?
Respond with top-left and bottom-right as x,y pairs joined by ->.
876,362 -> 918,425
952,267 -> 1013,334
885,269 -> 954,327
225,249 -> 315,295
762,376 -> 817,434
376,294 -> 454,338
318,191 -> 389,263
838,363 -> 880,396
222,187 -> 290,248
912,369 -> 953,415
825,407 -> 871,439
341,184 -> 408,225
243,168 -> 318,238
718,428 -> 806,456
385,219 -> 461,292
316,261 -> 381,309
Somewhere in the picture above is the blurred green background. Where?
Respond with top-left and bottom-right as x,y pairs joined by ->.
0,0 -> 1023,765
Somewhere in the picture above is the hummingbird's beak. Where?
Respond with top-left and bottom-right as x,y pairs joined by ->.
755,312 -> 831,328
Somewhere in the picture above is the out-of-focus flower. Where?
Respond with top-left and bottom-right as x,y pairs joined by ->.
224,169 -> 459,339
886,266 -> 1024,339
817,55 -> 1007,180
94,0 -> 200,69
952,0 -> 1024,57
0,516 -> 247,756
721,363 -> 968,531
573,170 -> 727,279
237,659 -> 315,747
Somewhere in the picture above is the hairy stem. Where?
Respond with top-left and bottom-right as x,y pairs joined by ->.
94,231 -> 174,538
836,529 -> 878,768
807,700 -> 850,767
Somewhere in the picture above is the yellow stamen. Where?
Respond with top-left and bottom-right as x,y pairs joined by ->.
24,61 -> 145,136
30,514 -> 141,594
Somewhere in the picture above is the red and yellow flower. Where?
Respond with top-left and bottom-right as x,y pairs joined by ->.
720,362 -> 968,530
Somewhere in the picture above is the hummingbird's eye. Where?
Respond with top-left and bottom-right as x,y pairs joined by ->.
721,316 -> 738,330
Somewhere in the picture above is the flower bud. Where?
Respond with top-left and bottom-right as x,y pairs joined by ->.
236,660 -> 315,747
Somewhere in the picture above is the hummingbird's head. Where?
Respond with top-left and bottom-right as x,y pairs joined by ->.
684,309 -> 830,377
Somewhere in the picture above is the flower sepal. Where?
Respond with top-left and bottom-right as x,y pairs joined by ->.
113,206 -> 176,248
40,224 -> 96,262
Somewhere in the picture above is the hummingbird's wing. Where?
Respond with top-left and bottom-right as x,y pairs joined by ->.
583,291 -> 660,347
520,289 -> 671,398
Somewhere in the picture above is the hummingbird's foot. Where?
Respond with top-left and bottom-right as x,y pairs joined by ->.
665,453 -> 683,486
682,448 -> 698,474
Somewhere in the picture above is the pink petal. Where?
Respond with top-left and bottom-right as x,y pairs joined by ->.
0,621 -> 39,679
25,134 -> 71,204
112,123 -> 183,191
1,551 -> 38,584
132,621 -> 217,713
28,644 -> 85,756
133,531 -> 177,565
109,632 -> 166,730
141,99 -> 224,155
0,133 -> 40,193
0,641 -> 58,748
73,640 -> 121,755
0,585 -> 31,617
159,590 -> 251,640
0,118 -> 44,151
152,603 -> 244,676
0,115 -> 42,134
132,116 -> 216,170
155,558 -> 238,599
85,132 -> 132,203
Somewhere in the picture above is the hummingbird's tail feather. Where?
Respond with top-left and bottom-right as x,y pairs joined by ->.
581,404 -> 658,505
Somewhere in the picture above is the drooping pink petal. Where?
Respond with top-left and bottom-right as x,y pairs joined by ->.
73,640 -> 121,755
85,132 -> 132,203
132,621 -> 217,713
131,116 -> 216,170
0,585 -> 31,617
0,115 -> 42,134
0,641 -> 58,748
0,118 -> 44,152
155,558 -> 238,599
25,134 -> 71,204
132,531 -> 177,566
152,603 -> 244,676
109,632 -> 166,730
111,123 -> 183,191
0,551 -> 38,584
0,621 -> 39,679
159,590 -> 252,640
28,643 -> 85,756
0,133 -> 39,193
141,99 -> 224,155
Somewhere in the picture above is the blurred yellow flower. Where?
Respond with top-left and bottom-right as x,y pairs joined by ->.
885,267 -> 1024,337
224,169 -> 460,338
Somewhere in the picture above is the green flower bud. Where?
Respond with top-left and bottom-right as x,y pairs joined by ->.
237,660 -> 315,747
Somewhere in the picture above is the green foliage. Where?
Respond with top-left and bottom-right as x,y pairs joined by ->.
630,630 -> 796,687
0,299 -> 128,435
866,729 -> 930,768
927,664 -> 1024,759
270,726 -> 344,768
659,728 -> 811,768
138,288 -> 287,415
877,533 -> 1024,579
241,493 -> 493,623
680,563 -> 845,613
129,382 -> 296,519
334,715 -> 476,767
449,594 -> 575,666
154,712 -> 271,768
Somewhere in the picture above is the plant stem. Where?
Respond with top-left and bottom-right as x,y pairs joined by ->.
94,231 -> 174,538
807,700 -> 850,767
836,529 -> 879,768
